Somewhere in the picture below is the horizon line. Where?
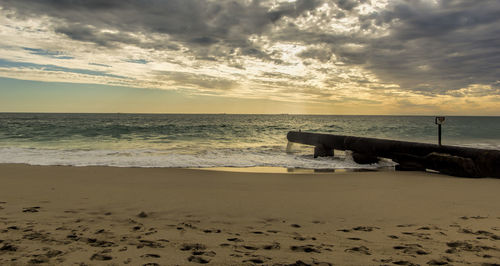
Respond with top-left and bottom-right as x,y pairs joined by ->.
1,111 -> 499,117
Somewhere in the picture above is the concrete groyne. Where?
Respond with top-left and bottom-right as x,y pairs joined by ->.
287,131 -> 500,178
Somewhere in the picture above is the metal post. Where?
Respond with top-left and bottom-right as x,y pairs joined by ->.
438,124 -> 442,146
435,116 -> 445,146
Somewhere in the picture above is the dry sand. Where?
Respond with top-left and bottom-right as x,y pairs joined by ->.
0,164 -> 499,265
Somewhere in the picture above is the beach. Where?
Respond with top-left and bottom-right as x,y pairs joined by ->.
0,164 -> 498,265
2,0 -> 500,264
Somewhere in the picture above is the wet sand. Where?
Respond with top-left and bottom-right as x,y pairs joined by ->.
0,164 -> 499,265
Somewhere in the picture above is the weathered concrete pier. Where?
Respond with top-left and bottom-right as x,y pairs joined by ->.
287,131 -> 500,178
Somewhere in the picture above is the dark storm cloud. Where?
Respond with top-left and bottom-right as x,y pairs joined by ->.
279,0 -> 500,95
0,0 -> 322,54
54,24 -> 142,48
335,0 -> 362,11
297,47 -> 333,63
355,0 -> 500,95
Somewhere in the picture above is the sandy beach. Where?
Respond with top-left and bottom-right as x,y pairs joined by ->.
0,164 -> 499,265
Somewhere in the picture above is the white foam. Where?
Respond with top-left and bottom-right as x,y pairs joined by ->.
0,146 -> 396,169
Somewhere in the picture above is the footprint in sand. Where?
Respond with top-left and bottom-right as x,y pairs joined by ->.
188,255 -> 210,264
459,228 -> 500,240
344,246 -> 371,255
22,206 -> 41,213
312,260 -> 333,266
28,256 -> 50,264
393,244 -> 430,255
460,215 -> 487,220
192,251 -> 216,257
352,226 -> 379,232
136,240 -> 164,249
0,243 -> 17,252
140,254 -> 161,258
401,231 -> 432,240
262,242 -> 280,250
417,225 -> 441,231
242,245 -> 260,251
179,222 -> 198,229
145,228 -> 157,235
132,225 -> 143,231
373,258 -> 393,264
86,238 -> 116,247
427,257 -> 454,265
203,229 -> 222,233
284,259 -> 331,266
292,232 -> 317,241
180,243 -> 206,251
90,253 -> 112,261
66,233 -> 81,241
27,249 -> 63,264
227,237 -> 243,242
397,224 -> 416,228
242,255 -> 272,264
287,260 -> 316,266
243,258 -> 265,264
445,240 -> 497,254
392,260 -> 418,265
338,226 -> 379,233
43,249 -> 63,258
291,245 -> 321,253
23,231 -> 53,242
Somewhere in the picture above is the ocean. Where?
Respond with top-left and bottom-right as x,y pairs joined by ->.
0,113 -> 499,170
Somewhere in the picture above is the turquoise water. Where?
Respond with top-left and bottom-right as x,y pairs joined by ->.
0,113 -> 499,168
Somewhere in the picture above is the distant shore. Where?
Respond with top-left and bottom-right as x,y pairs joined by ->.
0,164 -> 499,265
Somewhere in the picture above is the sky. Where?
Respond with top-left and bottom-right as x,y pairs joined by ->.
0,0 -> 499,115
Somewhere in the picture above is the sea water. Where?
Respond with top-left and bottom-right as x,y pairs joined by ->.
0,113 -> 499,169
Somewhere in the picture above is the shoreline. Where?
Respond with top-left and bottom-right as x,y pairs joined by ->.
196,166 -> 396,174
0,163 -> 498,265
0,163 -> 397,174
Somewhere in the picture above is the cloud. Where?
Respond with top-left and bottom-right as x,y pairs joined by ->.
153,71 -> 238,92
359,0 -> 500,94
0,0 -> 322,57
0,58 -> 126,79
23,47 -> 74,59
0,0 -> 499,111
